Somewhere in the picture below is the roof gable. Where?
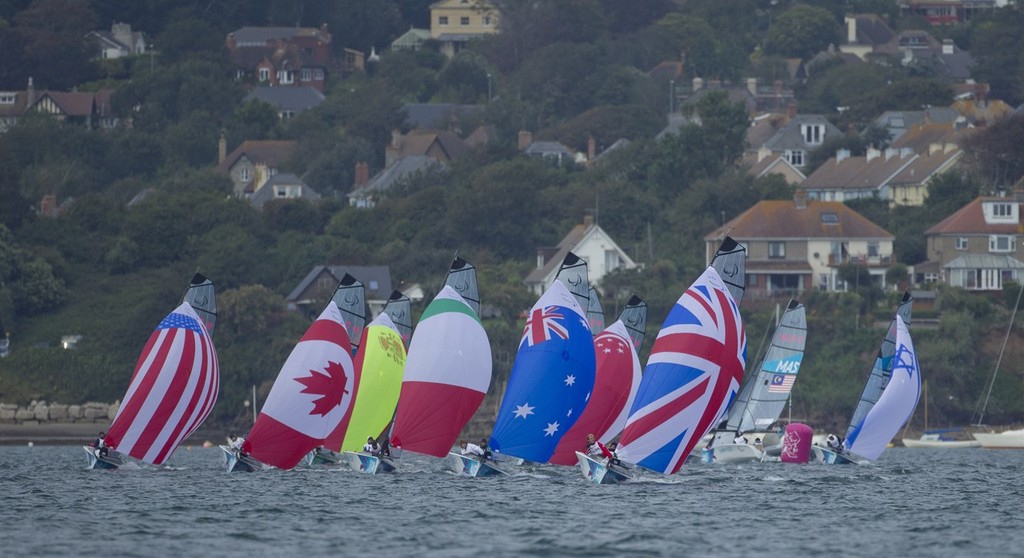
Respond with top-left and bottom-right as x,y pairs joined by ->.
217,140 -> 297,173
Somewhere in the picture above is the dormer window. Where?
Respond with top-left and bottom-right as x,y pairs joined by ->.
821,212 -> 838,224
0,93 -> 17,104
991,202 -> 1013,219
802,124 -> 824,145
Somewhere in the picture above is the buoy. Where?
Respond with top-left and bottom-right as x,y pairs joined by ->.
27,441 -> 34,447
780,423 -> 813,464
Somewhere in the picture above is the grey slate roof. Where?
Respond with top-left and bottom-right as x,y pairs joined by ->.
402,103 -> 484,130
230,27 -> 330,45
869,108 -> 959,142
243,87 -> 325,114
286,265 -> 393,302
944,254 -> 1024,270
349,156 -> 446,202
524,141 -> 575,157
249,173 -> 320,208
763,115 -> 842,152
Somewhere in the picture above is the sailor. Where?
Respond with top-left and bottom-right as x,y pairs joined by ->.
606,441 -> 623,467
826,434 -> 842,452
93,431 -> 109,458
364,436 -> 382,456
229,433 -> 247,455
459,439 -> 485,459
733,432 -> 748,445
478,438 -> 492,462
378,435 -> 391,457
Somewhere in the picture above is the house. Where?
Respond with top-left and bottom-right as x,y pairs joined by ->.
874,31 -> 975,82
517,130 -> 580,165
242,86 -> 325,119
758,113 -> 843,170
524,215 -> 639,297
384,128 -> 469,169
402,103 -> 484,132
740,149 -> 807,185
430,0 -> 499,58
918,194 -> 1024,290
249,173 -> 321,208
348,156 -> 447,208
868,107 -> 959,144
216,139 -> 297,197
226,25 -> 347,93
704,191 -> 897,297
286,265 -> 394,319
87,22 -> 146,60
391,28 -> 432,51
838,14 -> 897,61
898,0 -> 1000,25
889,121 -> 972,154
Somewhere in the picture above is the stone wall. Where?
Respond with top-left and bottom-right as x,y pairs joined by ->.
0,400 -> 120,424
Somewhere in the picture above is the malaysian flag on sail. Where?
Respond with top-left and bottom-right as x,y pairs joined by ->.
617,267 -> 746,474
767,373 -> 797,393
106,303 -> 220,465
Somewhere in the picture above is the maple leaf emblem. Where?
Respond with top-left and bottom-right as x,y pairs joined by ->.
294,360 -> 349,416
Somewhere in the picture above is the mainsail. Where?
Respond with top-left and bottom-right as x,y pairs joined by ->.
549,298 -> 647,465
710,236 -> 746,306
619,295 -> 647,350
243,302 -> 355,469
383,291 -> 413,349
846,315 -> 921,460
332,273 -> 366,354
337,312 -> 407,452
587,286 -> 605,333
0,313 -> 9,358
182,273 -> 217,334
618,259 -> 746,474
489,280 -> 596,462
555,252 -> 590,314
105,300 -> 219,465
713,299 -> 806,446
843,292 -> 914,455
445,256 -> 480,316
391,284 -> 492,457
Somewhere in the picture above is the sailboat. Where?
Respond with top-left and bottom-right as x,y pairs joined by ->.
488,271 -> 596,465
222,298 -> 356,472
616,237 -> 747,475
586,286 -> 605,333
819,292 -> 920,464
305,274 -> 367,466
86,273 -> 220,470
337,306 -> 407,474
971,281 -> 1024,449
386,257 -> 496,476
901,381 -> 981,448
704,299 -> 807,464
555,296 -> 646,484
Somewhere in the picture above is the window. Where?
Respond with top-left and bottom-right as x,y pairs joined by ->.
867,242 -> 879,258
965,269 -> 978,289
989,235 -> 1015,252
277,70 -> 293,84
819,274 -> 829,291
460,16 -> 470,25
785,150 -> 804,167
956,237 -> 968,250
483,15 -> 493,25
258,68 -> 269,82
281,110 -> 295,119
991,203 -> 1013,219
924,272 -> 938,283
748,275 -> 758,286
314,69 -> 324,80
240,167 -> 250,182
821,212 -> 838,224
605,250 -> 624,272
769,242 -> 786,258
0,93 -> 15,104
439,16 -> 449,25
301,69 -> 311,81
801,124 -> 824,145
369,280 -> 379,290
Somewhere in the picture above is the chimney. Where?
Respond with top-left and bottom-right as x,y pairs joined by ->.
226,32 -> 236,50
385,129 -> 401,169
786,100 -> 797,119
900,147 -> 914,158
354,161 -> 369,188
845,16 -> 857,44
836,149 -> 851,163
218,133 -> 226,164
40,194 -> 57,217
929,143 -> 941,155
884,147 -> 898,160
518,129 -> 533,150
583,214 -> 594,228
587,135 -> 596,160
945,142 -> 956,154
794,189 -> 808,210
692,76 -> 704,92
866,147 -> 881,161
942,39 -> 954,55
746,77 -> 757,97
27,77 -> 35,105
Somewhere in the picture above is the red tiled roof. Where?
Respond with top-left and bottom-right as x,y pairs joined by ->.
217,140 -> 297,172
44,91 -> 95,116
924,197 -> 1024,235
705,199 -> 893,240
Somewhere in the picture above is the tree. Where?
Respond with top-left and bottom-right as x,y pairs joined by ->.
961,114 -> 1024,190
7,0 -> 99,89
12,258 -> 68,314
766,5 -> 841,60
970,7 -> 1024,105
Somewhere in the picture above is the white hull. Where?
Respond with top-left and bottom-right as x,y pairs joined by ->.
343,451 -> 397,474
304,448 -> 345,466
448,452 -> 505,477
973,430 -> 1024,449
702,444 -> 765,464
902,438 -> 981,449
83,446 -> 128,470
575,451 -> 630,484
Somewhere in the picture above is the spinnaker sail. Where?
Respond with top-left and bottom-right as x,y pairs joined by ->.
242,302 -> 355,469
489,280 -> 596,462
549,298 -> 646,465
712,299 -> 806,446
391,281 -> 492,457
336,312 -> 407,452
617,241 -> 746,474
105,278 -> 220,465
332,273 -> 366,354
843,292 -> 914,457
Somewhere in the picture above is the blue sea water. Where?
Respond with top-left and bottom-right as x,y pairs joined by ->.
1,445 -> 1021,557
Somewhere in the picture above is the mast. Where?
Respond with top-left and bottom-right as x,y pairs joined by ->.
972,280 -> 1024,426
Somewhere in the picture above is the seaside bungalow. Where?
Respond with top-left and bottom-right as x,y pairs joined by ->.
525,215 -> 639,297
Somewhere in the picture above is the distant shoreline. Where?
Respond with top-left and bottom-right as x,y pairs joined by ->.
0,422 -> 228,446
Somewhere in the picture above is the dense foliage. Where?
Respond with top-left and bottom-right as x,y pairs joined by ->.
0,0 -> 1022,429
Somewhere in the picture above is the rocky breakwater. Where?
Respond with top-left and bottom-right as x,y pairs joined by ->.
0,400 -> 120,425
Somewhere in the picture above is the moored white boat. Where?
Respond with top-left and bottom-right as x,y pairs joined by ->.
575,451 -> 630,484
902,432 -> 981,449
973,429 -> 1024,449
448,452 -> 505,477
